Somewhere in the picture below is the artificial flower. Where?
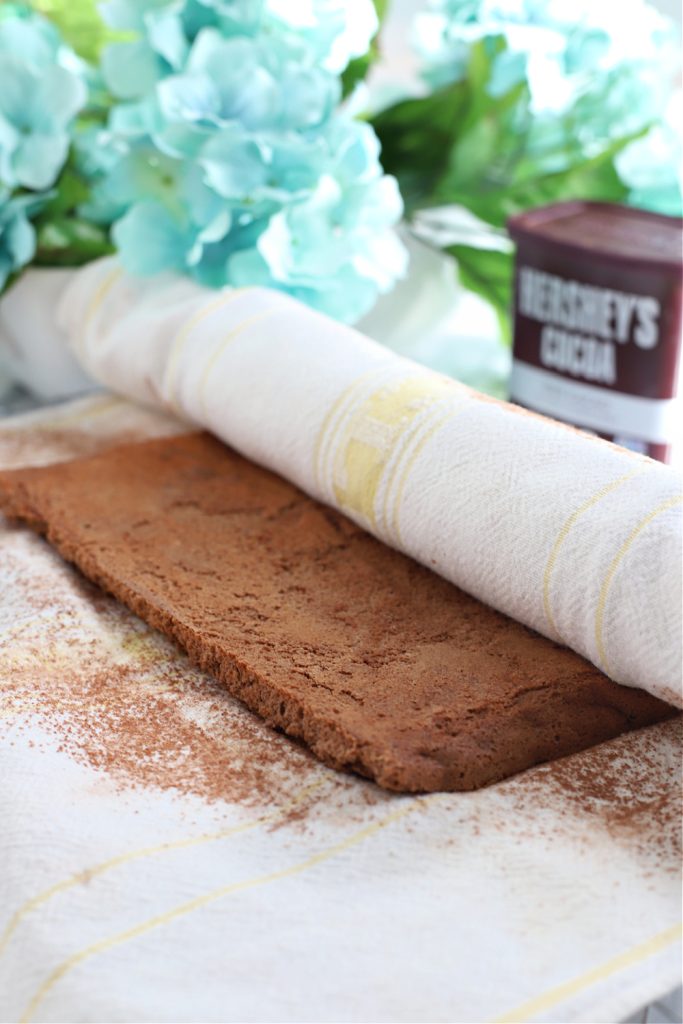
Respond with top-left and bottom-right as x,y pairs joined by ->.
92,0 -> 406,322
412,0 -> 682,211
0,8 -> 88,190
230,164 -> 407,322
99,0 -> 378,99
0,189 -> 40,291
615,92 -> 683,217
416,0 -> 676,116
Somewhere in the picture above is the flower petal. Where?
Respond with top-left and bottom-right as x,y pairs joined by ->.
102,40 -> 164,99
113,200 -> 189,275
0,14 -> 59,67
0,57 -> 36,127
4,208 -> 36,267
157,73 -> 221,124
199,128 -> 270,198
32,65 -> 88,131
146,8 -> 190,69
13,133 -> 70,190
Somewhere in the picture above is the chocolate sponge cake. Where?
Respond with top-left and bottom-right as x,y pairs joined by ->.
0,432 -> 673,792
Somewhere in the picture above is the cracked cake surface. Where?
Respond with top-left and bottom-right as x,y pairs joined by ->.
0,431 -> 673,791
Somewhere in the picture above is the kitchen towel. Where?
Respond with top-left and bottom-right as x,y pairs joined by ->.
58,257 -> 682,706
0,395 -> 680,1024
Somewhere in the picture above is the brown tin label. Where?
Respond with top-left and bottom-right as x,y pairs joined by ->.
509,255 -> 682,462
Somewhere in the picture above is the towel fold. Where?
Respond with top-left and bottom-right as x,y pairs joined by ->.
58,257 -> 682,707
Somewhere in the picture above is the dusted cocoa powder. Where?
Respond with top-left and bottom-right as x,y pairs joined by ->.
504,717 -> 682,872
0,394 -> 186,471
0,431 -> 674,793
1,539 -> 334,813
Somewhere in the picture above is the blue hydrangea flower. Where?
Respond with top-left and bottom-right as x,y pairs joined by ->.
414,0 -> 681,211
416,0 -> 676,119
0,9 -> 87,190
93,0 -> 406,323
93,138 -> 233,276
100,0 -> 378,98
0,188 -> 40,291
230,160 -> 407,322
615,94 -> 683,216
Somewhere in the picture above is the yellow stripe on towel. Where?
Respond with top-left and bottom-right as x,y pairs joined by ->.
492,922 -> 682,1023
74,266 -> 123,360
0,781 -> 326,959
595,493 -> 683,674
197,310 -> 278,418
20,799 -> 420,1023
541,467 -> 648,640
163,288 -> 251,413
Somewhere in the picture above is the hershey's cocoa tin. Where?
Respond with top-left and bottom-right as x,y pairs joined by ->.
508,201 -> 682,462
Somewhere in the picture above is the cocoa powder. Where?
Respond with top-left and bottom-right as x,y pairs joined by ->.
504,717 -> 682,872
1,534 -> 330,812
0,394 -> 187,471
0,405 -> 349,818
0,426 -> 145,468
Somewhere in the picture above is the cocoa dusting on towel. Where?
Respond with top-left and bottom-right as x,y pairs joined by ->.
0,395 -> 187,472
0,428 -> 133,468
507,718 -> 682,872
2,533 -> 680,857
2,545 -> 327,812
0,431 -> 674,793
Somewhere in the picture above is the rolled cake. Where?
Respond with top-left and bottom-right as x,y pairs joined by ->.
58,258 -> 683,707
0,432 -> 674,792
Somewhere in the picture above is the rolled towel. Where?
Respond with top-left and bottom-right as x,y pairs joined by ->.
58,257 -> 682,707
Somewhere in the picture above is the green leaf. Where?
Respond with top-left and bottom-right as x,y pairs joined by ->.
341,0 -> 389,97
374,27 -> 648,229
447,243 -> 514,343
372,38 -> 531,216
34,216 -> 114,266
457,36 -> 508,130
31,154 -> 114,266
481,141 -> 632,228
39,167 -> 90,218
371,79 -> 471,214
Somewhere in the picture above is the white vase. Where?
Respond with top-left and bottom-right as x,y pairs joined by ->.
0,267 -> 97,402
357,225 -> 511,399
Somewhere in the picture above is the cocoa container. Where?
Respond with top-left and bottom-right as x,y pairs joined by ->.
508,201 -> 682,462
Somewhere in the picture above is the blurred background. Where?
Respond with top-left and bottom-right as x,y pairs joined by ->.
356,0 -> 682,398
0,0 -> 681,414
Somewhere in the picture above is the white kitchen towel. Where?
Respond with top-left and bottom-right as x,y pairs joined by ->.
1,396 -> 681,1024
57,257 -> 682,706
